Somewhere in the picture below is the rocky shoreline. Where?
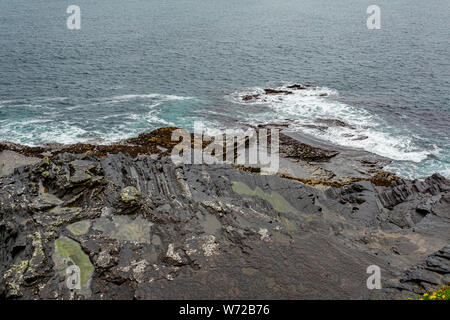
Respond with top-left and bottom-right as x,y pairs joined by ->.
0,126 -> 449,299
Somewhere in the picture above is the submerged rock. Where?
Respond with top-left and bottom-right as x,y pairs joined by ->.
92,216 -> 153,244
242,94 -> 260,101
315,118 -> 355,129
231,181 -> 297,214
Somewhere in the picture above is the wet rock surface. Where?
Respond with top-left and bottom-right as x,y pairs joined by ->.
240,84 -> 313,102
264,88 -> 293,95
279,132 -> 339,162
0,128 -> 449,300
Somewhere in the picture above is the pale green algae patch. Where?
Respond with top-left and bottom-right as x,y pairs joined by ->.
67,220 -> 92,236
92,216 -> 153,244
67,215 -> 153,244
231,181 -> 297,214
53,236 -> 94,294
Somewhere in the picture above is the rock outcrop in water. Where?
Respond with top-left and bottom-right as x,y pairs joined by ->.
0,127 -> 449,299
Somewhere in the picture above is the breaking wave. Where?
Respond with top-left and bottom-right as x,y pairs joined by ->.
227,84 -> 438,164
0,94 -> 197,146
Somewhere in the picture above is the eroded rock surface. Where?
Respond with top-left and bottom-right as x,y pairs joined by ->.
0,130 -> 449,300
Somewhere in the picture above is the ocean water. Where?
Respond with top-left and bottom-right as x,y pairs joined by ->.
0,0 -> 449,179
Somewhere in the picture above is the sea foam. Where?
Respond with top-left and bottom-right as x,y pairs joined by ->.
228,85 -> 435,163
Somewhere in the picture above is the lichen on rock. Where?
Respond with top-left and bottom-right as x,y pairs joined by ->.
120,186 -> 141,204
3,260 -> 29,298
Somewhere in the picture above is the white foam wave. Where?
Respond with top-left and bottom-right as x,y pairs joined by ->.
229,85 -> 435,163
35,97 -> 68,102
104,93 -> 194,103
63,94 -> 194,111
0,91 -> 186,146
385,157 -> 450,179
0,121 -> 89,146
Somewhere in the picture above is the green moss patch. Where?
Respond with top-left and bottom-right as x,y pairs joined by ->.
53,237 -> 94,289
